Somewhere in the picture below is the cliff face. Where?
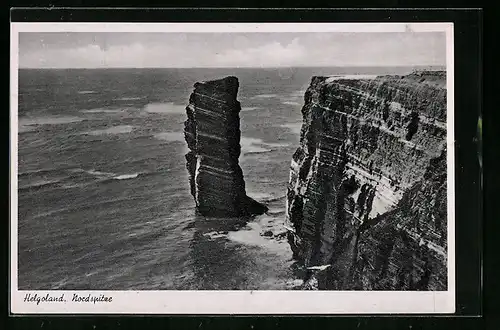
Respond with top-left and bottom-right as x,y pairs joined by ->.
184,76 -> 267,217
285,71 -> 448,290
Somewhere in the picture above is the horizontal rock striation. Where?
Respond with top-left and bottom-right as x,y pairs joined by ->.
285,71 -> 448,290
184,76 -> 268,217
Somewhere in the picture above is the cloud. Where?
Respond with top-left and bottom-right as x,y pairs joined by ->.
20,38 -> 307,68
214,38 -> 306,67
18,32 -> 446,68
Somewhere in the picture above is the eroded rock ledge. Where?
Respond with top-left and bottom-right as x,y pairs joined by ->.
184,76 -> 268,217
286,71 -> 448,290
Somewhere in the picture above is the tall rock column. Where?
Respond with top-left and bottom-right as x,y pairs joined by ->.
184,76 -> 268,217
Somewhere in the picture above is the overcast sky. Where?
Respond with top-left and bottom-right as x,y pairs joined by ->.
18,32 -> 446,68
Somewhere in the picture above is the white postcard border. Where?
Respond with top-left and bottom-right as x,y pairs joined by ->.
10,22 -> 455,315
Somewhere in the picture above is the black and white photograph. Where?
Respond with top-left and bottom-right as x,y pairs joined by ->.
10,23 -> 455,314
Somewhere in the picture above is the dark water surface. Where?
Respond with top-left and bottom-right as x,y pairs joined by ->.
17,66 -> 420,290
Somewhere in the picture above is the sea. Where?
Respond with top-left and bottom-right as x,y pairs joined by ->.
16,66 -> 432,290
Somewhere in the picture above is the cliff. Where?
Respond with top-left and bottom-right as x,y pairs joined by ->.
184,76 -> 268,217
285,71 -> 448,290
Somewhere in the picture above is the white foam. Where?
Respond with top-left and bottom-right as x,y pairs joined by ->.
203,231 -> 228,240
19,116 -> 84,133
227,220 -> 291,255
241,136 -> 291,154
85,125 -> 133,135
19,116 -> 83,126
72,168 -> 142,181
240,137 -> 272,154
81,109 -> 123,114
116,97 -> 143,101
154,132 -> 184,142
307,264 -> 331,271
77,90 -> 97,94
241,107 -> 260,112
144,102 -> 186,114
85,169 -> 115,177
113,173 -> 140,180
246,191 -> 273,202
280,123 -> 302,135
285,279 -> 304,288
282,101 -> 301,106
290,90 -> 307,98
250,94 -> 279,99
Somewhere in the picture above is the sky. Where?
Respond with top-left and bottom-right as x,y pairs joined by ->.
18,32 -> 446,68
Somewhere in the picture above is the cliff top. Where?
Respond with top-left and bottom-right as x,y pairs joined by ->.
402,70 -> 446,88
314,70 -> 446,89
193,76 -> 239,98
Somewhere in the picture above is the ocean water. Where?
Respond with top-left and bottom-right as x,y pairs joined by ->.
17,66 -> 423,290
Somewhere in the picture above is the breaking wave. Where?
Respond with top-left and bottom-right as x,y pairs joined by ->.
84,125 -> 134,136
240,137 -> 291,155
282,101 -> 301,106
251,94 -> 279,99
241,107 -> 260,112
144,102 -> 186,114
154,132 -> 185,142
113,173 -> 140,180
68,168 -> 146,182
19,116 -> 85,133
81,109 -> 123,114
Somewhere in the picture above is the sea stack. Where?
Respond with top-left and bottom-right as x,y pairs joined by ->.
286,71 -> 448,290
184,76 -> 268,217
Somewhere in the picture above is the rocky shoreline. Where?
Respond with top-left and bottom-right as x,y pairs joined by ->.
183,71 -> 448,291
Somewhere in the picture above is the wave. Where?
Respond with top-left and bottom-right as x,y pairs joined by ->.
263,194 -> 287,203
113,173 -> 140,180
280,123 -> 302,135
77,90 -> 97,94
154,132 -> 184,142
19,168 -> 111,191
240,136 -> 292,155
81,109 -> 123,114
84,125 -> 133,136
248,192 -> 286,204
18,179 -> 62,192
86,169 -> 115,177
18,168 -> 66,177
266,208 -> 286,216
19,116 -> 84,133
290,90 -> 307,98
203,231 -> 228,240
68,167 -> 144,180
282,101 -> 301,106
241,107 -> 260,112
144,102 -> 186,114
116,97 -> 143,101
250,94 -> 279,99
195,215 -> 291,256
226,219 -> 291,256
19,125 -> 36,133
244,148 -> 272,155
240,137 -> 271,154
